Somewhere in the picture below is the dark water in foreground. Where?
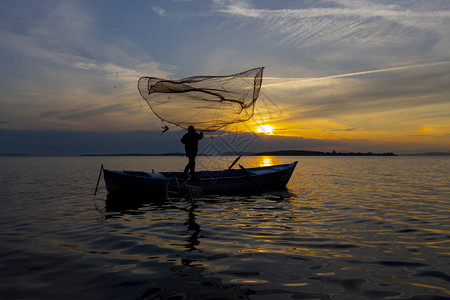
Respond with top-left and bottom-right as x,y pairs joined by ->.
0,156 -> 449,300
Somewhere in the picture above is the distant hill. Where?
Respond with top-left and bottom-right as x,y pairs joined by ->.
251,150 -> 397,156
79,150 -> 400,157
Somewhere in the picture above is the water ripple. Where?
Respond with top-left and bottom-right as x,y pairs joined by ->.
0,156 -> 449,299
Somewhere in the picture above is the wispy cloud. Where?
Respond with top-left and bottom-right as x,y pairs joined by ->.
264,61 -> 450,88
253,59 -> 450,148
152,6 -> 167,16
213,0 -> 450,66
40,103 -> 131,121
217,1 -> 450,22
0,1 -> 174,131
267,63 -> 450,118
1,1 -> 172,77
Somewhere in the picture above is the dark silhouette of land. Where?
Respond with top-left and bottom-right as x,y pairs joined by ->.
81,150 -> 398,156
11,150 -> 450,157
9,151 -> 450,156
250,150 -> 397,156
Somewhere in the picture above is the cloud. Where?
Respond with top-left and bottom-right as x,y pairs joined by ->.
152,6 -> 167,16
0,1 -> 175,132
217,1 -> 450,23
264,61 -> 450,88
40,103 -> 132,121
263,60 -> 450,117
0,1 -> 173,77
211,0 -> 450,71
247,59 -> 450,149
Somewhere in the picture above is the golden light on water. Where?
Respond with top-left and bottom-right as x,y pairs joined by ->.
259,156 -> 273,167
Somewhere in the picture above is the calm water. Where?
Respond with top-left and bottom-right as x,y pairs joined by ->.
0,156 -> 449,300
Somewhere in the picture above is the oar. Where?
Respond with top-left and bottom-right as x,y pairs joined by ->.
228,155 -> 242,169
94,164 -> 104,196
239,164 -> 265,193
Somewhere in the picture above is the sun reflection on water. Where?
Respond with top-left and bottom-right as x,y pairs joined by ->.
259,156 -> 273,167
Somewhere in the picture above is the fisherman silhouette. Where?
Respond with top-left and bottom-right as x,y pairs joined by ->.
181,125 -> 203,177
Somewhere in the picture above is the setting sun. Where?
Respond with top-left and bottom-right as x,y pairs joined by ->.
257,125 -> 274,135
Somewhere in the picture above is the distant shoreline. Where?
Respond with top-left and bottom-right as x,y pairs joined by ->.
80,150 -> 450,156
80,150 -> 400,156
250,150 -> 398,156
81,150 -> 399,156
2,151 -> 450,157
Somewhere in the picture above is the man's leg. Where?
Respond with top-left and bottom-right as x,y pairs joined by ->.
184,159 -> 190,174
188,156 -> 196,175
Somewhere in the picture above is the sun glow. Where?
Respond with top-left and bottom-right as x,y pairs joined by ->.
259,157 -> 273,167
257,125 -> 274,135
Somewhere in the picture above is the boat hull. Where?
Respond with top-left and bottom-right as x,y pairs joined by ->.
103,162 -> 297,200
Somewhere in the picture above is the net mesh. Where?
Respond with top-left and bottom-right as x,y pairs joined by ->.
138,67 -> 264,131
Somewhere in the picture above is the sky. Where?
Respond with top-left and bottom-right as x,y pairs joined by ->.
1,0 -> 449,154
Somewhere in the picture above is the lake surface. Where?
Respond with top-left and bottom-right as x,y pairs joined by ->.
0,156 -> 449,299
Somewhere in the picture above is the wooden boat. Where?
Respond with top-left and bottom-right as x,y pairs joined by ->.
103,161 -> 297,199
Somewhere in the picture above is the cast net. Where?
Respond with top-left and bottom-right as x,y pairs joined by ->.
138,67 -> 264,131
